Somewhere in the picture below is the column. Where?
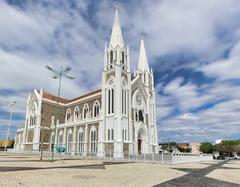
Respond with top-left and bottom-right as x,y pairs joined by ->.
54,128 -> 58,146
73,125 -> 77,155
97,122 -> 104,157
113,57 -> 123,158
84,124 -> 88,156
63,127 -> 67,147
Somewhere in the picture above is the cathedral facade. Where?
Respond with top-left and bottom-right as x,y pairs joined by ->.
14,8 -> 158,158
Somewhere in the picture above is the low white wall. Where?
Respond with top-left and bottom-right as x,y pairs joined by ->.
171,153 -> 213,164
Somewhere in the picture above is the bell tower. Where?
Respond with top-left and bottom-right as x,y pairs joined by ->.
101,6 -> 131,158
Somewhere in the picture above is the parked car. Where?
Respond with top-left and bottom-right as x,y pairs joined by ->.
216,155 -> 225,160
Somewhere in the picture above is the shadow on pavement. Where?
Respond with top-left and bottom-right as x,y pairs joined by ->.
154,160 -> 240,187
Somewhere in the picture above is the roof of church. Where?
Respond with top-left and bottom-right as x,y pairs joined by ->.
42,89 -> 101,104
42,92 -> 69,104
69,89 -> 101,102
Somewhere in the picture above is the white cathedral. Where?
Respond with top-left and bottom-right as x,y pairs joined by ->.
14,7 -> 159,158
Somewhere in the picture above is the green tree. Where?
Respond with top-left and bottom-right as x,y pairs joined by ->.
200,142 -> 214,153
214,140 -> 240,156
162,142 -> 177,153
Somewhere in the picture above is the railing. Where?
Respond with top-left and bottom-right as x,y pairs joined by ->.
60,152 -> 213,164
8,150 -> 213,164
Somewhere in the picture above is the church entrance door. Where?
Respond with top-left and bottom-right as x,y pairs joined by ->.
138,139 -> 142,154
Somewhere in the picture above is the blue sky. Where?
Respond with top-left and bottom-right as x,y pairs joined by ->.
0,0 -> 240,143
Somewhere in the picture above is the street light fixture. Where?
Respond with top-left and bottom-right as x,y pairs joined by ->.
45,65 -> 74,161
4,101 -> 17,152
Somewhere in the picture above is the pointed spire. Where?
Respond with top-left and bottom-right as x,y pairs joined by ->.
104,42 -> 107,70
109,5 -> 124,48
138,37 -> 149,72
133,67 -> 136,77
151,68 -> 155,88
104,42 -> 107,52
127,45 -> 130,72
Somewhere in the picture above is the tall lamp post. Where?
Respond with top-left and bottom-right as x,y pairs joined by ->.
45,65 -> 74,161
5,101 -> 16,152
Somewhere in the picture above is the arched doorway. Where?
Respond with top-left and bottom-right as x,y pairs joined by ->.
137,127 -> 146,154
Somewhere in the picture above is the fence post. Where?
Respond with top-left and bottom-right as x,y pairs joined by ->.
161,152 -> 164,164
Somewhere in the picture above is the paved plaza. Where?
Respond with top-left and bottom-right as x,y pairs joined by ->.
0,153 -> 239,187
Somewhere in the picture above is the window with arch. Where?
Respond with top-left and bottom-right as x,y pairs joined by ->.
110,50 -> 113,64
107,77 -> 115,115
90,128 -> 97,153
138,110 -> 144,122
107,129 -> 114,141
122,129 -> 127,141
58,131 -> 63,146
74,106 -> 80,120
78,128 -> 84,153
29,104 -> 37,127
83,104 -> 89,119
107,88 -> 114,114
122,78 -> 127,115
51,133 -> 54,144
93,101 -> 100,118
66,109 -> 71,121
122,51 -> 125,64
67,129 -> 73,152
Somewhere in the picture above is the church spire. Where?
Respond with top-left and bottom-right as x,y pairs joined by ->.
109,5 -> 124,48
138,37 -> 149,72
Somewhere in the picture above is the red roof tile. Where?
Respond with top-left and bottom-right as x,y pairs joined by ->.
42,89 -> 101,104
42,92 -> 69,104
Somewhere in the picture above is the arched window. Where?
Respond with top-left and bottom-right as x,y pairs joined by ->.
107,77 -> 115,115
29,104 -> 37,127
122,51 -> 125,70
93,101 -> 100,118
78,128 -> 84,154
58,130 -> 63,146
90,128 -> 97,153
135,112 -> 138,122
74,106 -> 80,120
66,109 -> 71,122
107,129 -> 114,141
122,78 -> 127,115
110,50 -> 113,64
83,104 -> 89,119
67,129 -> 73,153
51,133 -> 54,144
112,89 -> 114,113
121,89 -> 127,115
107,88 -> 114,114
139,110 -> 144,122
122,51 -> 125,64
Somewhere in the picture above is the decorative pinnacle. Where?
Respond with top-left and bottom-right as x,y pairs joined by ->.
115,1 -> 119,10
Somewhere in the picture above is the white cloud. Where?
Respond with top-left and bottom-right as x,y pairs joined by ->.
200,41 -> 240,81
1,0 -> 240,142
